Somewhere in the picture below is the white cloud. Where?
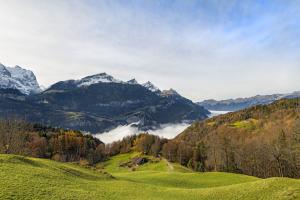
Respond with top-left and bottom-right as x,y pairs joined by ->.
95,123 -> 189,144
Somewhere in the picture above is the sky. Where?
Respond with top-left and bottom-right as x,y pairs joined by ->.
0,0 -> 299,101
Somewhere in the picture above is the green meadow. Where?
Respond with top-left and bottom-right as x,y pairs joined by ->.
1,153 -> 300,200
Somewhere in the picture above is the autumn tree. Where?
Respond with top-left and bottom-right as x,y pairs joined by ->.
162,141 -> 178,162
191,142 -> 208,172
135,134 -> 155,154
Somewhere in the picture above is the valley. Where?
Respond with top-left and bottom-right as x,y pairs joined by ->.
0,1 -> 299,199
95,122 -> 189,143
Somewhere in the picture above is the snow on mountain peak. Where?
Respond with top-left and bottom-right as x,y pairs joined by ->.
0,64 -> 11,76
142,81 -> 160,92
77,73 -> 123,87
48,71 -> 165,95
76,74 -> 163,94
75,74 -> 164,94
127,79 -> 138,85
0,63 -> 41,95
161,88 -> 180,97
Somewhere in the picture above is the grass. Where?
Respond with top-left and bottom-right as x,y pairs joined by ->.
230,118 -> 258,130
207,121 -> 216,126
1,153 -> 300,200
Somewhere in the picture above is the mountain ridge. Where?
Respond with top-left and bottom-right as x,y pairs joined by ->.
198,91 -> 300,111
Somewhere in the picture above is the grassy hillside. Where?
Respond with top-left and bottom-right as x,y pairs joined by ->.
1,153 -> 300,200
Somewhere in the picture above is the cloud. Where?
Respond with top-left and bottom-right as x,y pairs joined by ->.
0,0 -> 299,101
95,123 -> 189,144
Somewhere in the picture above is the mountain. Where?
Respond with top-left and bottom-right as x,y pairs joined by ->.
76,73 -> 123,86
198,91 -> 300,111
0,63 -> 41,95
0,72 -> 209,133
142,81 -> 161,93
166,98 -> 300,178
161,89 -> 180,97
127,79 -> 139,85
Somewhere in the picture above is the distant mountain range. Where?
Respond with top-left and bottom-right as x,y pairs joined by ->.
0,63 -> 209,133
198,92 -> 300,111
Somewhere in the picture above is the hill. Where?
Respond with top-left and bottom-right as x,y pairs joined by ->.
1,153 -> 300,200
167,98 -> 300,178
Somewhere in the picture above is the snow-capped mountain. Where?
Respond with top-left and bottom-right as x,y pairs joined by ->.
142,81 -> 161,93
78,74 -> 161,93
0,70 -> 209,133
0,63 -> 41,95
49,73 -> 163,93
77,73 -> 123,87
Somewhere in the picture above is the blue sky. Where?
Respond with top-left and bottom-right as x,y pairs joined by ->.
0,0 -> 299,100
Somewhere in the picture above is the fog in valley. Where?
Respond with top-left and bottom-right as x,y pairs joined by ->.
95,123 -> 190,144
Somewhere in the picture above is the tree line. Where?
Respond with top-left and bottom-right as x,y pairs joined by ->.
161,125 -> 300,178
0,120 -> 106,165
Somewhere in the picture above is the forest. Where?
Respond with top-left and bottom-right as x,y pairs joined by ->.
0,120 -> 105,164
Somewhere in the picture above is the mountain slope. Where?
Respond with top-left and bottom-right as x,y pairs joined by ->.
181,98 -> 300,143
0,63 -> 41,95
170,98 -> 300,178
198,91 -> 300,111
0,73 -> 209,133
